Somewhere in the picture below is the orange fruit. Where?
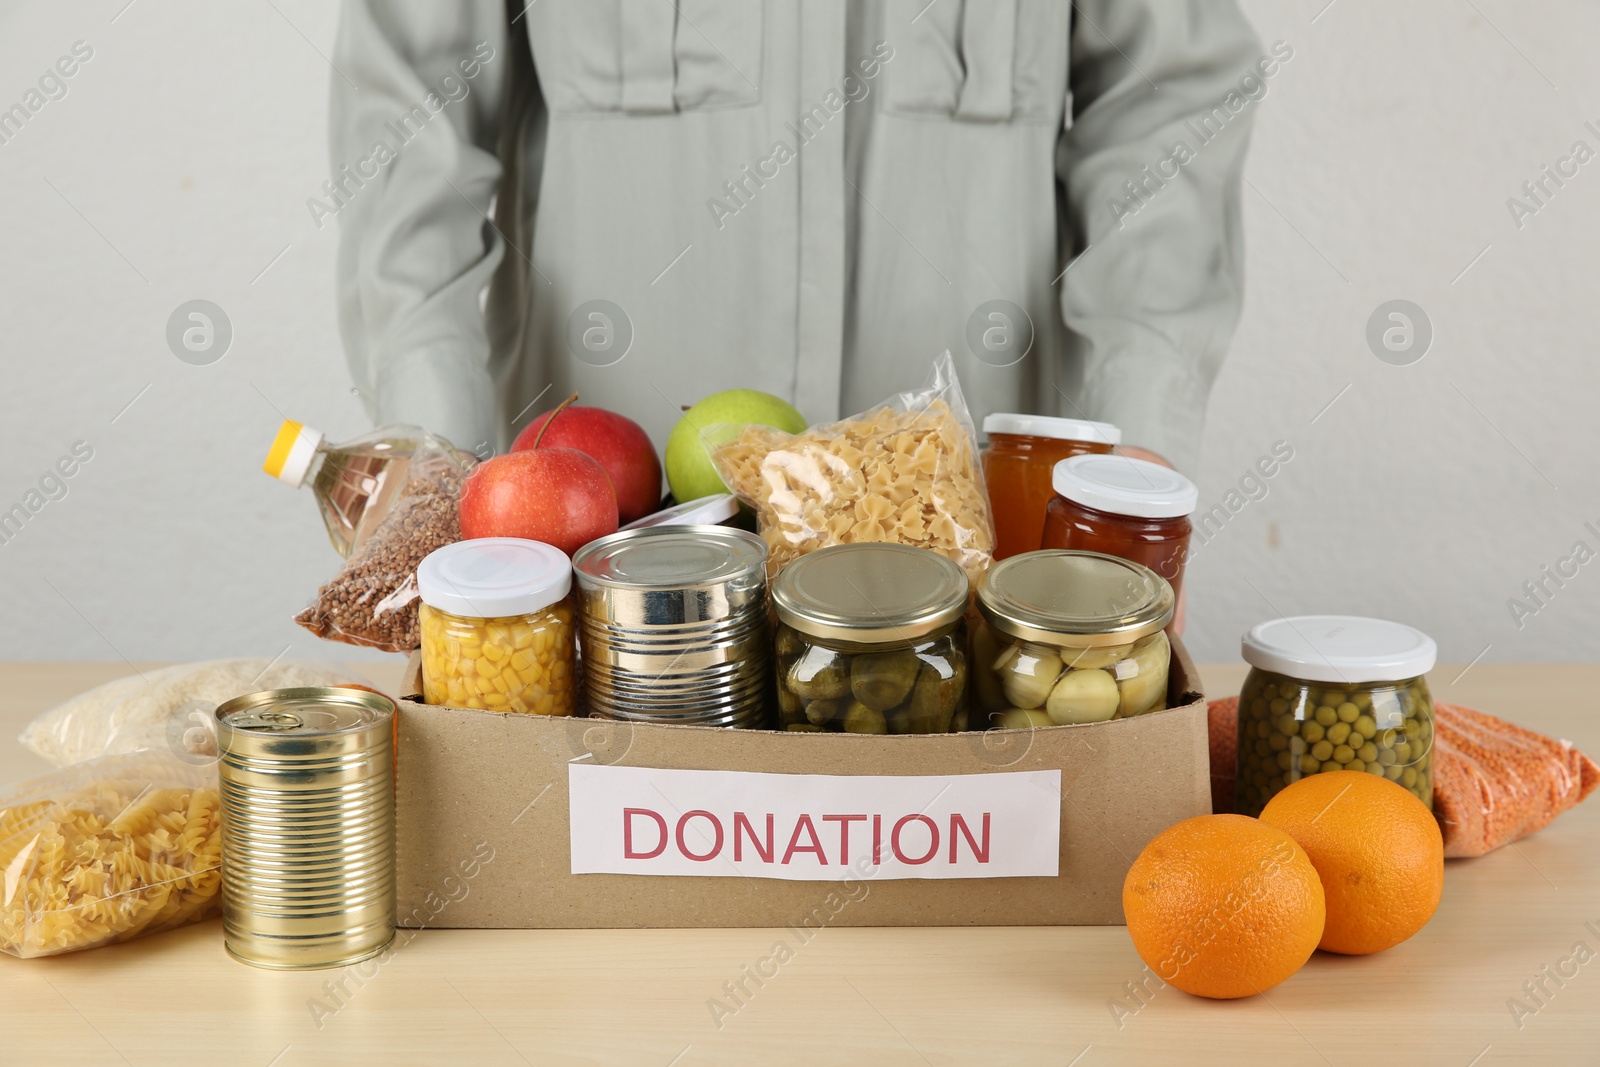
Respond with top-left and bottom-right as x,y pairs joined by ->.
1122,814 -> 1325,999
1259,771 -> 1443,955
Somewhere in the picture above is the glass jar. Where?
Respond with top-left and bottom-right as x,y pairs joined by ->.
417,538 -> 578,716
981,414 -> 1119,561
770,544 -> 970,734
974,550 -> 1175,729
1234,616 -> 1437,816
1041,454 -> 1197,601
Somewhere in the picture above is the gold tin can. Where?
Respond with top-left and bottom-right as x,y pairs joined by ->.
215,687 -> 395,970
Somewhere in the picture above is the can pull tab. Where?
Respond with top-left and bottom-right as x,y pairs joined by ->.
228,711 -> 305,731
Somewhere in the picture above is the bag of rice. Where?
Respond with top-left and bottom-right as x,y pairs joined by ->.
19,659 -> 372,767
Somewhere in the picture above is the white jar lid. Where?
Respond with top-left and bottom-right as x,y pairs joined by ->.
1052,454 -> 1198,519
620,494 -> 739,531
983,413 -> 1121,445
417,538 -> 572,618
1242,616 -> 1437,685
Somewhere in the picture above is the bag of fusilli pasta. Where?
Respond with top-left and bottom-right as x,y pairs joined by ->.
0,752 -> 222,958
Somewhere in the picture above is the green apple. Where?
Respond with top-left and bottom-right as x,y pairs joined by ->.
665,389 -> 808,502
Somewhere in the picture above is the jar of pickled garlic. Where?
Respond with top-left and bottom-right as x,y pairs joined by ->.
1234,616 -> 1437,816
417,538 -> 577,716
973,550 -> 1174,729
770,544 -> 970,734
1041,454 -> 1197,602
981,414 -> 1119,561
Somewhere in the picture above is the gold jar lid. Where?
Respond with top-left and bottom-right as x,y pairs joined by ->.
771,544 -> 969,643
977,550 -> 1173,647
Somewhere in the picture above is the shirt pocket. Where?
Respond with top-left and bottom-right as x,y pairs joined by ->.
876,0 -> 1068,124
525,0 -> 763,115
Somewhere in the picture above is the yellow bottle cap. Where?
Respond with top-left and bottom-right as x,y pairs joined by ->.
263,419 -> 323,487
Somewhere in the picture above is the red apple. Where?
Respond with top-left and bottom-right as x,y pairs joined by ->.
512,404 -> 662,524
458,448 -> 618,556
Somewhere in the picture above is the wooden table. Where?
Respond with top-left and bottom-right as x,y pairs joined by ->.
1,662 -> 1595,1066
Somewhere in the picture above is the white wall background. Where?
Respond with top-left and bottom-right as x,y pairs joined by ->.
1,0 -> 1596,669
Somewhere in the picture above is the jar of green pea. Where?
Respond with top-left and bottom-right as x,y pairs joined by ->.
1235,616 -> 1437,816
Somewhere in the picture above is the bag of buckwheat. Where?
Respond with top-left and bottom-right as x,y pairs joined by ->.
295,437 -> 473,652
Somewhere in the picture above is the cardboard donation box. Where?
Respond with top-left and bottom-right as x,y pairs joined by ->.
394,638 -> 1209,928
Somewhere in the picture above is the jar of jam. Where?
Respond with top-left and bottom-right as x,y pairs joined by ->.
771,544 -> 970,734
973,551 -> 1174,729
417,538 -> 578,716
1234,616 -> 1437,816
1041,454 -> 1197,601
981,414 -> 1119,560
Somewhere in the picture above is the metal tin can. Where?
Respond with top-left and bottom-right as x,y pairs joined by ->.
215,687 -> 396,970
573,525 -> 772,728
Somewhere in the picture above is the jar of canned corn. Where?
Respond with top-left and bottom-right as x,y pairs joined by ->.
417,537 -> 578,716
1235,615 -> 1437,816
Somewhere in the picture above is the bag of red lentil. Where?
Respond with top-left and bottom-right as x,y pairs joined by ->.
294,437 -> 474,652
1430,702 -> 1600,858
1206,697 -> 1600,857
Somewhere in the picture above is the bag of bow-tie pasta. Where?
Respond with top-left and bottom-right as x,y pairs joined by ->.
712,352 -> 995,583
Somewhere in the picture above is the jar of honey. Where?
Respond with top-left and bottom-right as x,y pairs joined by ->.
1041,454 -> 1197,600
980,414 -> 1119,560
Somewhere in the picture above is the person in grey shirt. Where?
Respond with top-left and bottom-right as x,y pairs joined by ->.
327,1 -> 1262,472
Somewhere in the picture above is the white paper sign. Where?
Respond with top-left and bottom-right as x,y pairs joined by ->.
568,764 -> 1061,881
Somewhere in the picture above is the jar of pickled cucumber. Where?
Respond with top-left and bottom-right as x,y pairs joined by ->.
770,544 -> 969,734
973,550 -> 1175,729
1235,616 -> 1437,816
417,538 -> 578,716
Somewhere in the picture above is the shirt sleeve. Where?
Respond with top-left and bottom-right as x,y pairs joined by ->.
328,0 -> 512,455
1057,0 -> 1264,473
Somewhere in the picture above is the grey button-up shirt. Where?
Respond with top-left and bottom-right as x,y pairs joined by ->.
329,0 -> 1262,472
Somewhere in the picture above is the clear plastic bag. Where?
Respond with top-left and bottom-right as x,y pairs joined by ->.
1431,701 -> 1600,858
1206,697 -> 1600,857
713,352 -> 995,582
19,659 -> 373,767
295,435 -> 474,651
0,751 -> 221,958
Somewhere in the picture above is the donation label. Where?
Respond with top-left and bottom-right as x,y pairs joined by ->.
567,764 -> 1061,880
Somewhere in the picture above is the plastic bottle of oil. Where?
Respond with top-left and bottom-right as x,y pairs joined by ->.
262,420 -> 422,557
